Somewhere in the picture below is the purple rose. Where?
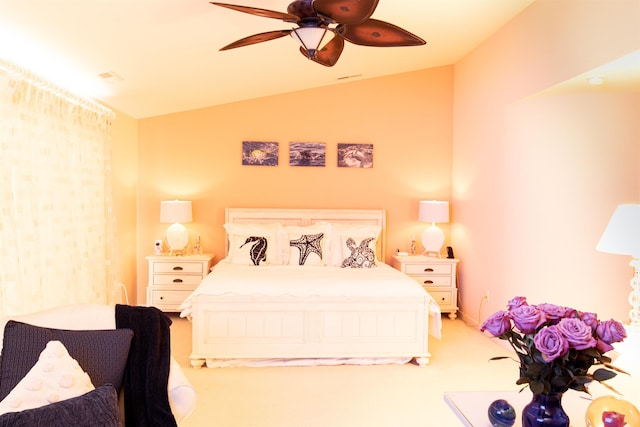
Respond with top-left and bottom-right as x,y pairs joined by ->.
596,340 -> 614,353
481,311 -> 512,337
534,325 -> 569,362
557,318 -> 597,350
507,296 -> 528,311
564,308 -> 578,319
579,312 -> 599,331
596,319 -> 627,345
510,305 -> 546,334
537,303 -> 567,323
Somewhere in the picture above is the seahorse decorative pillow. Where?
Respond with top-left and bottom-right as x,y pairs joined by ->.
224,223 -> 283,265
285,224 -> 330,266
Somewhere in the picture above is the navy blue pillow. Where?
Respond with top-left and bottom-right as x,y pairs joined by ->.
0,321 -> 133,401
0,384 -> 119,427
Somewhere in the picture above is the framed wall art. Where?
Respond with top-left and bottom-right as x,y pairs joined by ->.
337,143 -> 373,168
242,141 -> 278,166
289,142 -> 326,167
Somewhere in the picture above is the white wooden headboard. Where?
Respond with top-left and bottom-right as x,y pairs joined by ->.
224,208 -> 386,258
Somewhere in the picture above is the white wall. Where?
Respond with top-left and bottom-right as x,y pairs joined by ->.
452,0 -> 640,324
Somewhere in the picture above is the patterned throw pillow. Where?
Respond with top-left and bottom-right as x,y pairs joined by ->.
285,224 -> 330,266
224,223 -> 283,265
340,236 -> 378,268
327,224 -> 381,267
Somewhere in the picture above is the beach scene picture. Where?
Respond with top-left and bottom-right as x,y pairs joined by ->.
242,141 -> 279,166
337,143 -> 373,168
289,142 -> 326,167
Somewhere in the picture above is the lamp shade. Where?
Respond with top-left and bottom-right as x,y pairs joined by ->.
597,204 -> 640,258
160,200 -> 192,224
290,26 -> 335,58
419,200 -> 449,223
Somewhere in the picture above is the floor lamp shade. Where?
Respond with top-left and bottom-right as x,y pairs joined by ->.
160,200 -> 192,254
596,204 -> 640,258
419,200 -> 449,256
597,204 -> 640,328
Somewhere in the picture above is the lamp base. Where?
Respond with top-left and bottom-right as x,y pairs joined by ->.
166,222 -> 189,256
421,224 -> 445,257
627,258 -> 640,329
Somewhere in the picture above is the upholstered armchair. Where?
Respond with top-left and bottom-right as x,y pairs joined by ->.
0,304 -> 196,426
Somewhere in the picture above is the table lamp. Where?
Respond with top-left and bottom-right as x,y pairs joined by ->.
419,200 -> 449,257
160,200 -> 192,255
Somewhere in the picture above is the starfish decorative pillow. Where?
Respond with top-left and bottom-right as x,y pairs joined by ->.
285,224 -> 330,266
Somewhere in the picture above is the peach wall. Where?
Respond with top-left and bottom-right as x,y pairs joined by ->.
453,0 -> 640,324
135,67 -> 454,304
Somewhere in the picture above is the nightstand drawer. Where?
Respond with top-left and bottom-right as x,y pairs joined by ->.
428,290 -> 452,306
150,290 -> 193,305
410,275 -> 452,287
153,274 -> 203,285
153,262 -> 203,274
404,263 -> 452,275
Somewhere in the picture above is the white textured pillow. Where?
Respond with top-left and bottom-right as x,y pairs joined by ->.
224,223 -> 283,265
285,224 -> 331,266
0,340 -> 94,415
328,224 -> 381,266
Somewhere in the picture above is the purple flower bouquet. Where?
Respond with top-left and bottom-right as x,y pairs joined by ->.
481,296 -> 627,395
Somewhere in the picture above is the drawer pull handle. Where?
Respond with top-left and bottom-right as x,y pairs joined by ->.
160,296 -> 164,300
173,266 -> 184,271
424,268 -> 434,272
173,279 -> 183,283
424,280 -> 434,284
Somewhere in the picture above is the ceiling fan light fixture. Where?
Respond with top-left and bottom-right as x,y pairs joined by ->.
290,26 -> 335,58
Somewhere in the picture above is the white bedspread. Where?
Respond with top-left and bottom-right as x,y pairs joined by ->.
179,262 -> 442,338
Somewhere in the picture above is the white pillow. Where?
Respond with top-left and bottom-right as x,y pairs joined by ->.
224,223 -> 283,265
284,223 -> 331,266
328,224 -> 381,267
0,340 -> 94,415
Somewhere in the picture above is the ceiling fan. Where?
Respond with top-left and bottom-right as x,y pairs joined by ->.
210,0 -> 426,67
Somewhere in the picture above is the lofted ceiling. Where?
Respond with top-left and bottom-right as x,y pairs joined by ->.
1,0 -> 637,119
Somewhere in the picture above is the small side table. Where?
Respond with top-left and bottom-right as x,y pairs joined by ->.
391,255 -> 459,319
146,253 -> 214,312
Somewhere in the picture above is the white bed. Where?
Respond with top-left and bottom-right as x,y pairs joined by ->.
179,208 -> 441,368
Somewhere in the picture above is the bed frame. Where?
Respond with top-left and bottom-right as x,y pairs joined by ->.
188,208 -> 431,368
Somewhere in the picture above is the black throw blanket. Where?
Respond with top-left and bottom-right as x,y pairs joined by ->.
115,304 -> 177,427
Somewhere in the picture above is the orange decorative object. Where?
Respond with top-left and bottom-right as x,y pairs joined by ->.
585,396 -> 640,427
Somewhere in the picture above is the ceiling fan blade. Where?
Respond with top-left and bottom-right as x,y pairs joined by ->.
300,35 -> 345,67
220,30 -> 292,51
313,0 -> 379,25
342,19 -> 426,47
210,2 -> 299,23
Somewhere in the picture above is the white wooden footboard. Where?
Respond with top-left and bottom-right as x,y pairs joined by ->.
189,294 -> 431,368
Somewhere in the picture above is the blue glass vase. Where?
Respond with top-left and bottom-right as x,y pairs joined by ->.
522,393 -> 569,427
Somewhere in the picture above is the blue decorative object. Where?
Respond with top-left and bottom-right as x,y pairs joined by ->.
488,399 -> 516,427
522,393 -> 569,427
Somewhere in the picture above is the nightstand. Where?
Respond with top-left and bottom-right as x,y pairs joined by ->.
391,255 -> 459,319
145,254 -> 214,312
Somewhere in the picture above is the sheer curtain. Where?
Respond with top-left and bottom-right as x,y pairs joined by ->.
0,59 -> 120,317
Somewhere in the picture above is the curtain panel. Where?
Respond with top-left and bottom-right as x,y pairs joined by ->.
0,59 -> 119,317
